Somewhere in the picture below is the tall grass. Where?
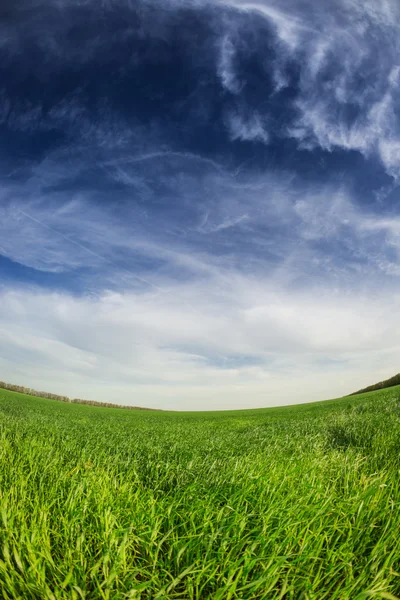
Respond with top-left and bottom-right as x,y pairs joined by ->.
1,387 -> 400,599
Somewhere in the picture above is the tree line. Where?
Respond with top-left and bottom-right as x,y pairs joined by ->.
349,372 -> 400,396
0,380 -> 160,410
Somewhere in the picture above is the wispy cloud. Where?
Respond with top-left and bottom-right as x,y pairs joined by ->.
218,35 -> 242,94
227,112 -> 269,144
216,0 -> 400,176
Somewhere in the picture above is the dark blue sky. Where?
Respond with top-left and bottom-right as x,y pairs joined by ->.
1,0 -> 400,409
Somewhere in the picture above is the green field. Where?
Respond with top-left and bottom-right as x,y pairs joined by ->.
1,387 -> 400,599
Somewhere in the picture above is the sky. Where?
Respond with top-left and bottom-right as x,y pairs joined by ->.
1,0 -> 400,410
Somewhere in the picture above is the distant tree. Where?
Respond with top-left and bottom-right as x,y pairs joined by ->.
0,380 -> 161,411
349,373 -> 400,396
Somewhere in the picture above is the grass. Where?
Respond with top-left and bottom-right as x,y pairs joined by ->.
1,387 -> 400,599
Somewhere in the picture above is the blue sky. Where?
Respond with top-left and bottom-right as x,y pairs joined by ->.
1,0 -> 400,410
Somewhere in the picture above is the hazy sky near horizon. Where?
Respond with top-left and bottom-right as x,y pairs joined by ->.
1,0 -> 400,410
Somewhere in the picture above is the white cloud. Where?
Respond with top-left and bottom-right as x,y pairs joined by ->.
227,112 -> 269,144
217,0 -> 400,177
1,276 -> 400,410
198,211 -> 249,233
219,1 -> 306,50
1,166 -> 399,411
218,35 -> 242,94
1,164 -> 399,285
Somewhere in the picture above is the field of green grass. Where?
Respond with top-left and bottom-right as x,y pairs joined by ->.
1,387 -> 400,599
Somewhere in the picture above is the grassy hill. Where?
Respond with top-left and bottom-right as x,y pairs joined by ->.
1,386 -> 400,599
